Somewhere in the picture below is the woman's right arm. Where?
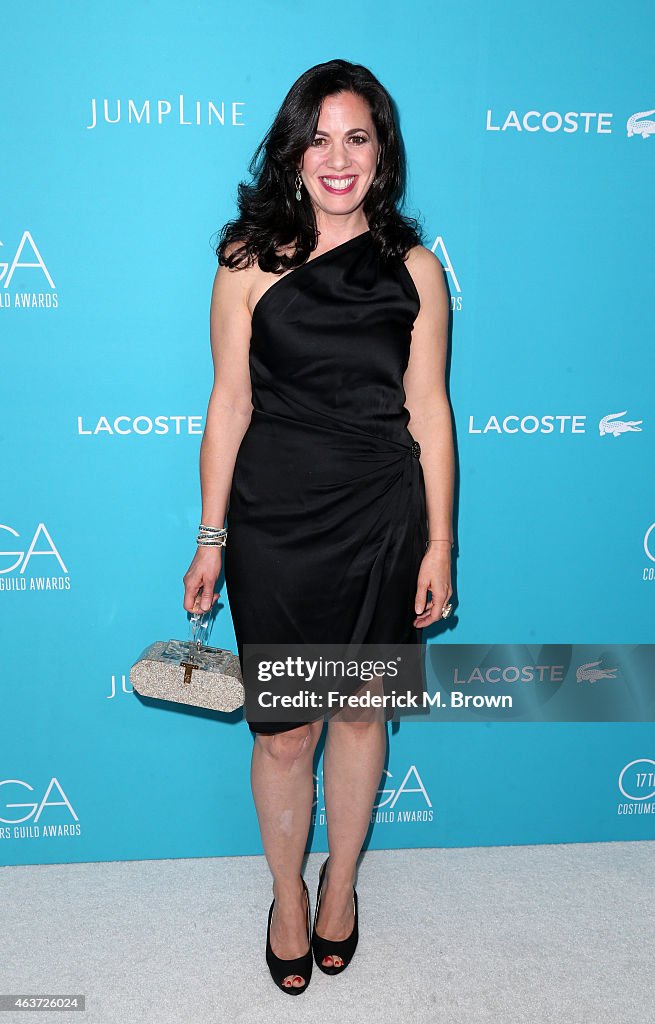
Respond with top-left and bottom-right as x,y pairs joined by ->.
182,248 -> 254,613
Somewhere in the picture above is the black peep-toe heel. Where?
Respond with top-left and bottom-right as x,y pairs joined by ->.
311,856 -> 358,975
265,876 -> 313,995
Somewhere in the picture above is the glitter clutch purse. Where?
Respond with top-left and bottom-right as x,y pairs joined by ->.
130,609 -> 244,712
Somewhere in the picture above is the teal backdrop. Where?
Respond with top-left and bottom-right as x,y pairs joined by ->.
2,1 -> 654,865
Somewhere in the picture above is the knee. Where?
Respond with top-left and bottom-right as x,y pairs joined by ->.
255,723 -> 318,764
330,677 -> 386,727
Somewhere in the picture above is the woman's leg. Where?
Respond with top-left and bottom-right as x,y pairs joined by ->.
318,684 -> 387,967
251,720 -> 323,988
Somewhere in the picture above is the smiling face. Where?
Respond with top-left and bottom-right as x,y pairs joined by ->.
298,90 -> 380,227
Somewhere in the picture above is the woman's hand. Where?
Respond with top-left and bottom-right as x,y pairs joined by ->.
413,543 -> 453,628
183,546 -> 223,614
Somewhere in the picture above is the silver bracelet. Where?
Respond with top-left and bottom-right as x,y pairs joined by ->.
197,523 -> 228,547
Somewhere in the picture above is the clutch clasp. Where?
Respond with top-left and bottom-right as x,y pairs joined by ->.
180,659 -> 197,686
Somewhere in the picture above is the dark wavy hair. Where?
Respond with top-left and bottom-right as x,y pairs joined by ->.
214,59 -> 424,273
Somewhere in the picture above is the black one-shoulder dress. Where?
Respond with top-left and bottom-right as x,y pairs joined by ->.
223,228 -> 429,733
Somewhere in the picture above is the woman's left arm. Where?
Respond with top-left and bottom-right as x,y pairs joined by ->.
402,245 -> 455,627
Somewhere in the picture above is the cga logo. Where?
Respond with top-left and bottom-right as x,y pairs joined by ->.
428,236 -> 462,311
372,765 -> 434,824
0,778 -> 81,840
0,230 -> 58,310
617,759 -> 655,816
374,765 -> 432,810
312,764 -> 434,826
0,522 -> 70,592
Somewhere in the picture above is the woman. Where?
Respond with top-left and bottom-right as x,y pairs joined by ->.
183,58 -> 454,994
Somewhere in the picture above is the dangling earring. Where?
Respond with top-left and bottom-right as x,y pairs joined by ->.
295,170 -> 303,201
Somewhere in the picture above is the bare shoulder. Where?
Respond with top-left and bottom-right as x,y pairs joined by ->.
211,240 -> 259,319
403,243 -> 446,295
404,242 -> 442,269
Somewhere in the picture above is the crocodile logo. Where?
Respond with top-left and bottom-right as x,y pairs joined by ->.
598,410 -> 643,437
576,659 -> 618,683
626,109 -> 655,138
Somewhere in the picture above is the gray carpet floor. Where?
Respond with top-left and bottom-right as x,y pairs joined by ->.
1,842 -> 653,1023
